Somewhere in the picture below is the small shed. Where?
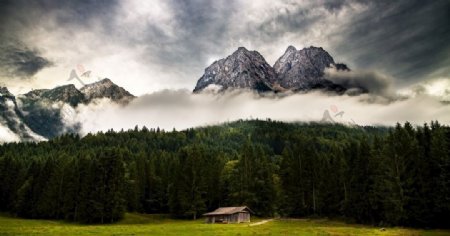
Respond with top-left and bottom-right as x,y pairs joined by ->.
203,206 -> 253,224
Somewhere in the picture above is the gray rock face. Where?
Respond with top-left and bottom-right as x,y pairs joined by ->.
22,85 -> 85,107
194,45 -> 350,93
193,47 -> 276,92
20,79 -> 134,107
81,78 -> 135,103
273,46 -> 338,90
41,84 -> 87,106
22,89 -> 49,99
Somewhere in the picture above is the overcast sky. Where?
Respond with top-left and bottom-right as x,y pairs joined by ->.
0,0 -> 449,96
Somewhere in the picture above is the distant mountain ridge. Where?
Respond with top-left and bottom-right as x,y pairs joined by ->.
0,79 -> 134,142
21,78 -> 134,106
194,45 -> 351,93
81,78 -> 135,103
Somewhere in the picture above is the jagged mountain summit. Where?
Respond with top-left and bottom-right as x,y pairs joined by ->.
25,84 -> 86,106
21,78 -> 134,106
194,45 -> 351,93
81,78 -> 135,103
0,79 -> 134,142
193,47 -> 276,92
273,46 -> 349,91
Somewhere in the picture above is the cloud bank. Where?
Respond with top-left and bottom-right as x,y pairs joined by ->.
73,90 -> 450,134
324,68 -> 395,99
400,78 -> 450,102
0,42 -> 52,79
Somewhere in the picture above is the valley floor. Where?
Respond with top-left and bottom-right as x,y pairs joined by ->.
0,213 -> 448,235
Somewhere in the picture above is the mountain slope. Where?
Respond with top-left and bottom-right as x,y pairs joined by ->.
0,87 -> 46,142
80,78 -> 135,103
273,46 -> 348,91
41,84 -> 87,106
193,47 -> 276,92
11,79 -> 134,140
18,84 -> 86,139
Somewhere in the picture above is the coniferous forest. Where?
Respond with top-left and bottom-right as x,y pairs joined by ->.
0,120 -> 449,228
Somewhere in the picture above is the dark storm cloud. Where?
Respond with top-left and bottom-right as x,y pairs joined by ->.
0,0 -> 118,30
138,0 -> 349,80
243,1 -> 347,45
0,0 -> 118,79
140,0 -> 238,70
0,43 -> 52,78
323,0 -> 348,12
334,0 -> 450,84
225,0 -> 449,87
256,8 -> 320,42
324,68 -> 394,97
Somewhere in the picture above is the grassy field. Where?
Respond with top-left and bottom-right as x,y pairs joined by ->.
0,213 -> 448,235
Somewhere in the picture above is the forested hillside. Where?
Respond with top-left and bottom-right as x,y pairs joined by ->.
0,120 -> 448,227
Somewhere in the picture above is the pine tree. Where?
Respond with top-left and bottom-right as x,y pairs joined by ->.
429,121 -> 450,227
280,142 -> 307,216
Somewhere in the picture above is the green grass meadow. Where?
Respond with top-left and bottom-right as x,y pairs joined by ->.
0,213 -> 448,235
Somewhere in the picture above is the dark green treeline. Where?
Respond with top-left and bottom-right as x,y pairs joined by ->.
0,120 -> 448,227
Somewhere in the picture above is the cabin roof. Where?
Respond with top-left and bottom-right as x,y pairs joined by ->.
203,206 -> 253,216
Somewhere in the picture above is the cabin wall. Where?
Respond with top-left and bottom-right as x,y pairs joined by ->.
205,211 -> 250,224
238,212 -> 250,222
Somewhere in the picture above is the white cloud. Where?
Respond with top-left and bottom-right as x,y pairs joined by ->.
73,90 -> 450,135
399,78 -> 450,102
0,125 -> 20,143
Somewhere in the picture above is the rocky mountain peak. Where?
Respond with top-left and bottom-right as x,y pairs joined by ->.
231,47 -> 267,63
286,45 -> 297,53
193,47 -> 276,92
96,78 -> 114,85
236,46 -> 248,52
80,78 -> 134,102
274,46 -> 335,73
40,84 -> 86,106
22,89 -> 49,99
273,45 -> 344,91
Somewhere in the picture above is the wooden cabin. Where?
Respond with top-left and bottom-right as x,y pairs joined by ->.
203,206 -> 253,224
